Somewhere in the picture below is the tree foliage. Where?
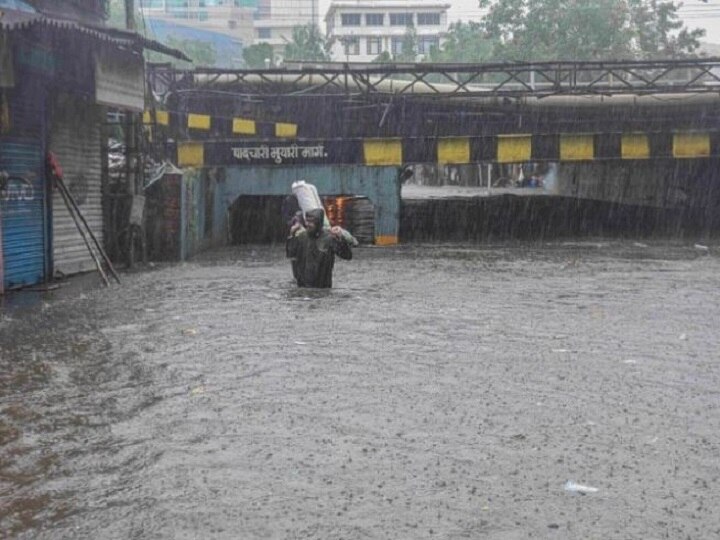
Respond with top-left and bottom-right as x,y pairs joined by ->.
628,0 -> 705,58
145,36 -> 218,67
106,0 -> 135,29
242,43 -> 275,68
479,0 -> 704,61
429,21 -> 494,63
108,0 -> 218,66
372,51 -> 393,63
283,24 -> 332,62
165,36 -> 217,66
394,25 -> 419,62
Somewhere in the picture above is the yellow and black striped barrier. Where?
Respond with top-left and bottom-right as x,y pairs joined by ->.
145,106 -> 716,164
174,131 -> 718,168
143,109 -> 299,140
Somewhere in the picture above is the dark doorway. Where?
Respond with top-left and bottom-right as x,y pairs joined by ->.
229,196 -> 287,244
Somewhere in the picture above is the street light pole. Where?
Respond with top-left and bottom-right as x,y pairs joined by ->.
125,0 -> 136,31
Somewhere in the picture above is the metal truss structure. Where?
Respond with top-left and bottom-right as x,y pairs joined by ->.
150,58 -> 720,99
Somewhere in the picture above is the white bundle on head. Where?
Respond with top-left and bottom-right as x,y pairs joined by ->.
291,180 -> 330,228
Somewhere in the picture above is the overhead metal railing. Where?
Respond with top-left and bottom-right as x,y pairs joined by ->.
149,58 -> 720,99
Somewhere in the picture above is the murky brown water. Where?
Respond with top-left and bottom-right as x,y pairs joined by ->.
1,242 -> 719,539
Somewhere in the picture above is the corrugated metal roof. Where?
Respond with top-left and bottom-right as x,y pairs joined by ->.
0,7 -> 39,29
0,8 -> 190,61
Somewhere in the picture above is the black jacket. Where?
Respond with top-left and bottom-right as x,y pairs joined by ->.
286,225 -> 352,288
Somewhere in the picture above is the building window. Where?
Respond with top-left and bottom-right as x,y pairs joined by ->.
365,13 -> 384,26
417,13 -> 441,25
257,28 -> 271,39
341,13 -> 362,26
390,13 -> 413,26
391,37 -> 404,55
418,36 -> 439,54
367,37 -> 382,55
343,37 -> 360,56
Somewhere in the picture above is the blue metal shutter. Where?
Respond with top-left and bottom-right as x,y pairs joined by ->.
0,83 -> 47,290
0,140 -> 46,289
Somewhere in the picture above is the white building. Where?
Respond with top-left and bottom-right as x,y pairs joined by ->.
254,0 -> 320,53
325,1 -> 450,62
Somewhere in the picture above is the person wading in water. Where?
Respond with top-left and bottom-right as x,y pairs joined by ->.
286,208 -> 353,288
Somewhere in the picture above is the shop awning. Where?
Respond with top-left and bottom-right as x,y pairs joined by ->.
0,8 -> 190,61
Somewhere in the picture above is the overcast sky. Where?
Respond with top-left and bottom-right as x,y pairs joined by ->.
317,0 -> 720,44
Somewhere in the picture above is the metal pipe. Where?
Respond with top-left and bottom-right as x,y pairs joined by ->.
56,176 -> 121,285
57,180 -> 110,287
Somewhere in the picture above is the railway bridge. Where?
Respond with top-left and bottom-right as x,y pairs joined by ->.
143,59 -> 720,252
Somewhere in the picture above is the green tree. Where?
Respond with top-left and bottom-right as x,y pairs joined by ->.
108,1 -> 221,66
166,36 -> 217,66
283,24 -> 332,62
480,0 -> 704,61
629,0 -> 705,58
429,21 -> 495,63
242,43 -> 275,68
394,25 -> 418,62
107,0 -> 138,29
146,36 -> 217,67
372,51 -> 393,63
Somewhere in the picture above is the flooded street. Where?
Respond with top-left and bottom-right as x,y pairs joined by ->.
1,242 -> 719,539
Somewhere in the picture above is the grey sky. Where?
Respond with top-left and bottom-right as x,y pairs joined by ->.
318,0 -> 720,44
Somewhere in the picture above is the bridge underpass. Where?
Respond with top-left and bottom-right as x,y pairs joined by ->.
142,59 -> 720,255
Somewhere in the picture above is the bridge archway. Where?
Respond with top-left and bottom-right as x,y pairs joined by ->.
181,165 -> 400,257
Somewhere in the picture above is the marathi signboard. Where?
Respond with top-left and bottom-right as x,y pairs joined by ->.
201,140 -> 362,167
232,143 -> 328,164
95,50 -> 144,112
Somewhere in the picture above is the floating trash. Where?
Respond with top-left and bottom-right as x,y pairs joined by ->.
564,481 -> 599,494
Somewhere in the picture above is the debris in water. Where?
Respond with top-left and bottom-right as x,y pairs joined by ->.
694,244 -> 709,252
190,385 -> 205,396
294,341 -> 307,345
679,333 -> 688,341
564,481 -> 599,494
182,328 -> 198,336
633,242 -> 648,248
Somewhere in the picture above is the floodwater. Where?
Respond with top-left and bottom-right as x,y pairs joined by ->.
1,242 -> 719,539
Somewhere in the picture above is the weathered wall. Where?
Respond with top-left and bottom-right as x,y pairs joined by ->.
401,194 -> 720,242
179,165 -> 400,259
555,159 -> 719,208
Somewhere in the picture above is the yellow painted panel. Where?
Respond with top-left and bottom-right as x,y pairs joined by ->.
188,113 -> 211,130
375,235 -> 399,246
144,110 -> 169,126
497,134 -> 531,163
673,133 -> 710,158
156,110 -> 169,126
233,118 -> 256,135
178,142 -> 204,167
438,138 -> 470,164
275,122 -> 297,138
621,133 -> 650,159
363,139 -> 402,166
560,134 -> 594,161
